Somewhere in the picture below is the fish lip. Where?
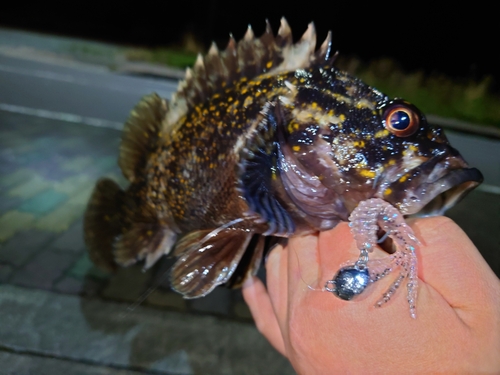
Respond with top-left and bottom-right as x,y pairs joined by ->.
409,167 -> 483,216
381,155 -> 483,216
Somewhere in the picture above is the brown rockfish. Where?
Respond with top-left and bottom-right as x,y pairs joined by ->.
84,19 -> 483,298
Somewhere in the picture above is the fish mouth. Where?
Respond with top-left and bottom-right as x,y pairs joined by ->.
380,154 -> 483,216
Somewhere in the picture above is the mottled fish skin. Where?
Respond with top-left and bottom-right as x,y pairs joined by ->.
84,19 -> 483,298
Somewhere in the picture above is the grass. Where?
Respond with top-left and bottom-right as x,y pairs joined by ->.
125,47 -> 197,69
337,57 -> 500,130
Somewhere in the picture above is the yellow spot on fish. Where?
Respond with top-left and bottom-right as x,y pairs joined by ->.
375,129 -> 389,138
292,145 -> 301,152
311,102 -> 318,109
388,159 -> 396,166
266,61 -> 273,69
353,140 -> 365,148
339,114 -> 346,122
384,188 -> 393,196
399,175 -> 407,182
359,169 -> 376,178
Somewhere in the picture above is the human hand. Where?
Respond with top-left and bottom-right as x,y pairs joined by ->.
242,216 -> 500,374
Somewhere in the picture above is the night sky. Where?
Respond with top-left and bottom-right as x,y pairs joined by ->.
1,1 -> 497,86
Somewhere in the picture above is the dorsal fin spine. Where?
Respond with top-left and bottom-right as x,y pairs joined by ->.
164,19 -> 337,132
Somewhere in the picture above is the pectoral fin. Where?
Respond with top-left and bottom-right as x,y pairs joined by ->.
170,228 -> 254,298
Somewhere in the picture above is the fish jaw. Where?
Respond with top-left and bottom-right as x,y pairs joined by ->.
376,152 -> 483,216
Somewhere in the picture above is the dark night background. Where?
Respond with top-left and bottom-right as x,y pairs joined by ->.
0,1 -> 497,87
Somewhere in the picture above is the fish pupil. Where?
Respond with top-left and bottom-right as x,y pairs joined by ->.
389,110 -> 410,130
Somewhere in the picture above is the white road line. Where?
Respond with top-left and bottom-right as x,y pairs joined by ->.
0,62 -> 177,95
0,102 -> 122,130
477,184 -> 500,195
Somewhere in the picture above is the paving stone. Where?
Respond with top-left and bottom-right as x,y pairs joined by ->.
233,301 -> 253,320
0,211 -> 36,243
34,202 -> 85,232
69,183 -> 95,205
7,173 -> 51,199
67,253 -> 110,280
10,250 -> 78,289
50,219 -> 86,252
0,264 -> 14,282
18,189 -> 68,216
53,174 -> 94,195
102,265 -> 152,303
189,286 -> 231,316
0,169 -> 32,189
0,352 -> 147,375
54,276 -> 104,296
146,289 -> 187,311
0,285 -> 294,375
0,193 -> 23,214
95,156 -> 118,171
60,156 -> 94,173
0,229 -> 56,266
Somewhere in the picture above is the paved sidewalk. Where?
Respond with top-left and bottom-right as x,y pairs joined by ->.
0,110 -> 295,374
0,285 -> 291,375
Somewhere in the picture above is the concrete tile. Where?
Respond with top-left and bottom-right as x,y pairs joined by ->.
34,202 -> 85,232
67,253 -> 110,280
95,156 -> 118,171
54,276 -> 103,296
0,264 -> 14,282
0,168 -> 33,189
0,352 -> 147,375
0,229 -> 56,266
233,301 -> 252,320
0,211 -> 35,242
0,193 -> 23,214
146,289 -> 187,311
50,219 -> 86,252
224,324 -> 296,375
60,156 -> 94,173
53,174 -> 94,195
102,265 -> 152,303
19,189 -> 68,216
10,250 -> 78,289
189,286 -> 231,316
0,285 -> 288,375
7,173 -> 51,199
68,183 -> 95,206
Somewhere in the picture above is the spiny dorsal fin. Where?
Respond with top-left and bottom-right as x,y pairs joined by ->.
165,17 -> 336,132
119,93 -> 167,182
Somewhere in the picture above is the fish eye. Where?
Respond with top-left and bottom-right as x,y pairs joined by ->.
381,101 -> 420,137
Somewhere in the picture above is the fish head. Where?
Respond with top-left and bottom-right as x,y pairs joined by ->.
275,68 -> 483,227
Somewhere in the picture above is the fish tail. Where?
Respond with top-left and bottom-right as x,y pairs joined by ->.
84,178 -> 178,271
85,94 -> 177,271
84,178 -> 125,272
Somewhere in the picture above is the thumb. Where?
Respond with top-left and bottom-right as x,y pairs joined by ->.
412,216 -> 500,313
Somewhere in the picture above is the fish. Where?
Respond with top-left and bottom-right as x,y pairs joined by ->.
83,18 -> 483,299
